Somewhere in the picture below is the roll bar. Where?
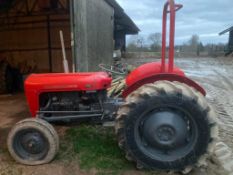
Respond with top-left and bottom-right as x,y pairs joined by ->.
161,0 -> 183,72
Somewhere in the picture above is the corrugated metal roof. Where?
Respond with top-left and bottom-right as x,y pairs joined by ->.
105,0 -> 140,34
219,26 -> 233,35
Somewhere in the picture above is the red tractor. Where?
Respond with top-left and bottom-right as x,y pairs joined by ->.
7,0 -> 218,172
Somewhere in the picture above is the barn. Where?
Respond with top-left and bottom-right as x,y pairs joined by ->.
0,0 -> 139,94
219,26 -> 233,56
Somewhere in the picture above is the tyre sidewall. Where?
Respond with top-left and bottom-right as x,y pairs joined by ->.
124,93 -> 210,170
7,121 -> 57,165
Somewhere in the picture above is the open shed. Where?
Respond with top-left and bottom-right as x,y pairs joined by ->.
0,0 -> 139,93
106,0 -> 139,52
219,26 -> 233,56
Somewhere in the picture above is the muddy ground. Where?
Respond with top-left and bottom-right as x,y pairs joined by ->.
0,57 -> 233,175
128,56 -> 233,149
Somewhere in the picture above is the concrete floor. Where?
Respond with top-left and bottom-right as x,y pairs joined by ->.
0,94 -> 29,148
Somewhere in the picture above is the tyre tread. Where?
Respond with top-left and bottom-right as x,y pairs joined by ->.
7,118 -> 59,165
115,81 -> 219,172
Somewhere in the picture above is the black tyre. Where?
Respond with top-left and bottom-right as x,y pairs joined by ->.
115,81 -> 218,172
7,118 -> 59,165
17,118 -> 60,152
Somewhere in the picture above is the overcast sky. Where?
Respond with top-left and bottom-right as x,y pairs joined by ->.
116,0 -> 232,45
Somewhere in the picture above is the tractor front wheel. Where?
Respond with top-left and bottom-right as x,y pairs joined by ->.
7,118 -> 59,165
115,81 -> 218,172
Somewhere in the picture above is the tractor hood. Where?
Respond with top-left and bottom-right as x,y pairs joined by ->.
24,72 -> 112,117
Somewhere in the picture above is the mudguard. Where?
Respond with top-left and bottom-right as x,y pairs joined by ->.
122,62 -> 206,98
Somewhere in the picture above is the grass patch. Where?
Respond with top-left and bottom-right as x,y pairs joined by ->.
60,125 -> 134,174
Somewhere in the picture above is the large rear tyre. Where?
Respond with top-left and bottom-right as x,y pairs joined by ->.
115,81 -> 218,172
7,118 -> 59,165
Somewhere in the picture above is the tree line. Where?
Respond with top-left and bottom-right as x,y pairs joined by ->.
127,33 -> 227,56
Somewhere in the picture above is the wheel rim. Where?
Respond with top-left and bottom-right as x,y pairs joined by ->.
135,106 -> 198,162
13,128 -> 49,160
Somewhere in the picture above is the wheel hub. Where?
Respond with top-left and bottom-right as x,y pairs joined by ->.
13,128 -> 49,160
21,133 -> 45,154
142,110 -> 188,150
157,126 -> 175,142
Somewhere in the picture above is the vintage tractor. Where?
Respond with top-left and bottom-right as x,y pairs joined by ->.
7,0 -> 218,172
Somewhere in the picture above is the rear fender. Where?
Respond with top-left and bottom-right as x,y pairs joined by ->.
122,73 -> 206,98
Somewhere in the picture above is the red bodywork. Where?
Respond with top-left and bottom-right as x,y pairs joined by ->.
123,62 -> 206,98
24,0 -> 206,118
122,0 -> 205,97
25,72 -> 112,117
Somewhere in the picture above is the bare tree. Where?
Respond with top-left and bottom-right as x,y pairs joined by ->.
127,35 -> 138,51
127,35 -> 147,52
148,33 -> 162,51
188,35 -> 199,49
128,35 -> 138,45
187,35 -> 200,56
136,35 -> 145,48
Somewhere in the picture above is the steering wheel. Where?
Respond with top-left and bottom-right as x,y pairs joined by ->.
98,64 -> 127,75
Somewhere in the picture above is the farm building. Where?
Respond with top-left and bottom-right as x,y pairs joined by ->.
0,0 -> 139,94
219,26 -> 233,56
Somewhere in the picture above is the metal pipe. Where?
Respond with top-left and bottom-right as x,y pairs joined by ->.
160,0 -> 183,73
161,1 -> 169,72
168,0 -> 175,72
38,110 -> 102,114
40,114 -> 103,122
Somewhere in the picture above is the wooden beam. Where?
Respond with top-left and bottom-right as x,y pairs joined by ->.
47,15 -> 53,72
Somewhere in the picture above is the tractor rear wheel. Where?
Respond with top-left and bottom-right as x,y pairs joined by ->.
115,81 -> 218,172
7,118 -> 59,165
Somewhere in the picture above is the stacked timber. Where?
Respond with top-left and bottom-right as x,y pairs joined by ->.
108,77 -> 126,98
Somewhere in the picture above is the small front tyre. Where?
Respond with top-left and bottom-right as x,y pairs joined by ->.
7,118 -> 59,165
